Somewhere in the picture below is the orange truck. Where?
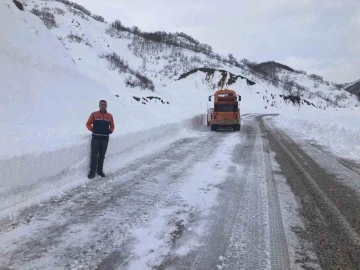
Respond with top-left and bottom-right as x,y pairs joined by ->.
207,89 -> 241,131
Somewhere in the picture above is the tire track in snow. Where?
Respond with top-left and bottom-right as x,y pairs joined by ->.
223,117 -> 270,270
260,119 -> 292,270
170,114 -> 290,270
189,121 -> 256,269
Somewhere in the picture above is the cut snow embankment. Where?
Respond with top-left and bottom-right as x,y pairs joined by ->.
272,106 -> 360,161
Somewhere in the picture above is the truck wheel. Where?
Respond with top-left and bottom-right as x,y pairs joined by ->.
211,124 -> 217,131
233,124 -> 241,131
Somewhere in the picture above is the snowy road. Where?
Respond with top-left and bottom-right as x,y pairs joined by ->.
263,117 -> 360,270
1,114 -> 360,270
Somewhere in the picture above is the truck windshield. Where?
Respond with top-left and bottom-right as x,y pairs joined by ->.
214,104 -> 238,112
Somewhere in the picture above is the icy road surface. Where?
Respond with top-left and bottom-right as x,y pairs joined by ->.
1,114 -> 360,270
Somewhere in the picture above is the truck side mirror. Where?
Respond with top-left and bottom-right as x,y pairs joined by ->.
238,95 -> 242,101
208,96 -> 212,102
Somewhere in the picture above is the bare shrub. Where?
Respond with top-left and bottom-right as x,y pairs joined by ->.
294,84 -> 308,97
99,52 -> 130,72
67,7 -> 88,20
31,7 -> 58,29
92,14 -> 105,22
307,92 -> 316,99
111,20 -> 127,31
297,70 -> 307,75
67,33 -> 83,43
54,7 -> 65,15
84,39 -> 92,47
315,91 -> 325,99
100,52 -> 155,91
56,0 -> 91,16
125,73 -> 155,91
309,73 -> 324,83
283,75 -> 294,95
13,0 -> 24,11
190,55 -> 202,63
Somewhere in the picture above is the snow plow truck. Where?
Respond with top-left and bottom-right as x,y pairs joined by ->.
207,89 -> 241,131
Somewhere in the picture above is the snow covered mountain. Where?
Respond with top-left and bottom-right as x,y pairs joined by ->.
1,0 -> 359,214
19,0 -> 359,111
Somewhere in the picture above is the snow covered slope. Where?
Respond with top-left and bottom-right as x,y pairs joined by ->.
1,0 -> 115,156
22,0 -> 359,111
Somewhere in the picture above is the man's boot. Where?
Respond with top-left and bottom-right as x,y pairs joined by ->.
97,138 -> 108,178
97,156 -> 106,177
89,154 -> 98,179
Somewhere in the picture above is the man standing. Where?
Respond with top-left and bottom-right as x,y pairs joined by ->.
86,100 -> 115,179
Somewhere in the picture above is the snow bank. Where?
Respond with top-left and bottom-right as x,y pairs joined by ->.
273,106 -> 360,161
0,0 -> 118,157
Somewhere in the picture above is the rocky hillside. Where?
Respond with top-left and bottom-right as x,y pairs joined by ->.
344,79 -> 360,101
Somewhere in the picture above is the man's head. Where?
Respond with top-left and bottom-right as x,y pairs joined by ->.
99,100 -> 107,112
